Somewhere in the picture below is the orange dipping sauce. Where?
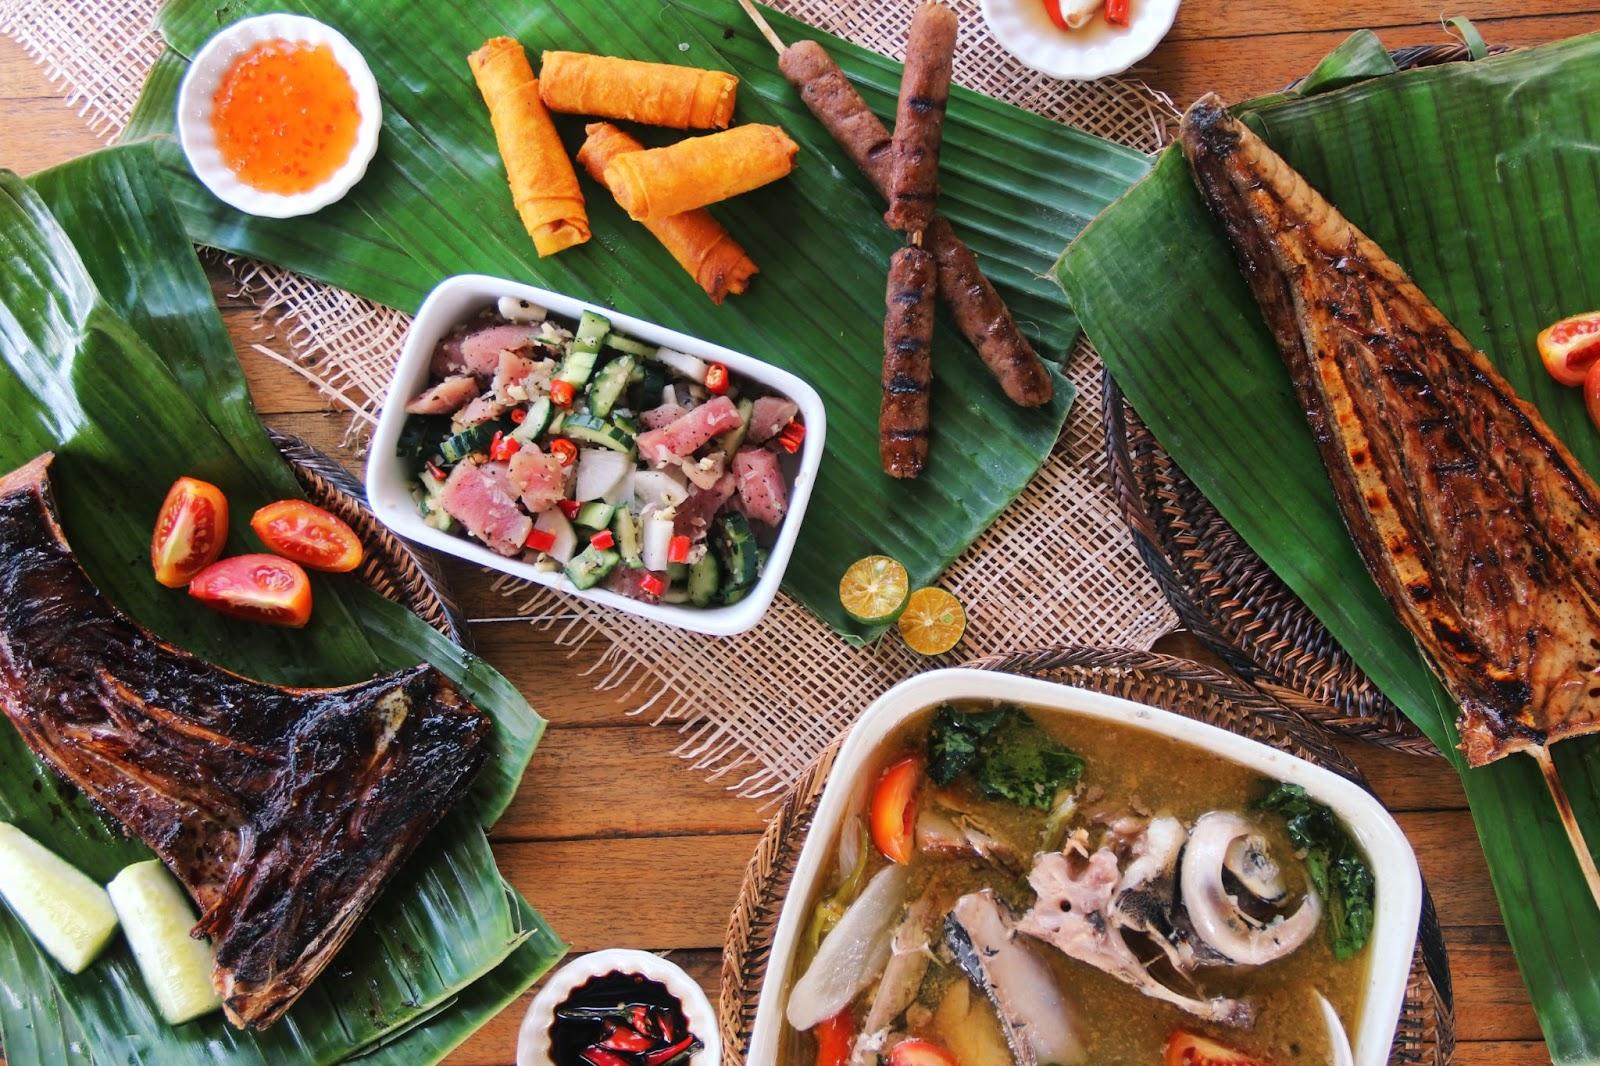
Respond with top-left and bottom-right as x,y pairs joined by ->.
211,39 -> 361,195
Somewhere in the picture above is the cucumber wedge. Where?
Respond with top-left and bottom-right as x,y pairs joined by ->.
717,397 -> 755,460
563,412 -> 636,454
107,860 -> 221,1025
687,551 -> 720,607
713,511 -> 759,590
0,822 -> 119,974
587,354 -> 636,418
603,332 -> 656,359
509,396 -> 552,444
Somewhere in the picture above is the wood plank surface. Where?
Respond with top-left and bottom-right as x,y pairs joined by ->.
0,3 -> 1580,1061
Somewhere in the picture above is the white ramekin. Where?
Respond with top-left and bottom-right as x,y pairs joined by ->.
176,14 -> 382,219
979,0 -> 1181,80
746,668 -> 1422,1066
517,949 -> 720,1066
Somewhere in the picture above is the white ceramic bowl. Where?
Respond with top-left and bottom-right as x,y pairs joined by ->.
517,949 -> 719,1066
367,274 -> 827,637
746,668 -> 1422,1066
176,14 -> 382,218
979,0 -> 1181,80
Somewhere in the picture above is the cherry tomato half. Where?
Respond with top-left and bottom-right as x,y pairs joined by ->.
870,755 -> 922,864
1165,1029 -> 1273,1066
888,1039 -> 958,1066
189,554 -> 313,628
1539,312 -> 1600,387
250,500 -> 364,573
151,476 -> 229,588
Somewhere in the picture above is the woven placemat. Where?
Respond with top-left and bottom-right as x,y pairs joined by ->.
719,646 -> 1455,1064
1,0 -> 1180,798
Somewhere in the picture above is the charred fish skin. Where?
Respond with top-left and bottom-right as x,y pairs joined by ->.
0,454 -> 490,1029
1179,96 -> 1600,766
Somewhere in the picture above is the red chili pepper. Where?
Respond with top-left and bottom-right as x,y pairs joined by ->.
579,1047 -> 631,1066
640,572 -> 666,598
598,1019 -> 654,1053
551,379 -> 576,407
488,431 -> 521,462
510,406 -> 528,425
704,362 -> 730,395
558,498 -> 582,519
551,438 -> 578,466
1041,0 -> 1070,30
667,534 -> 691,565
642,1035 -> 700,1066
590,529 -> 616,551
1104,0 -> 1130,25
653,1005 -> 678,1042
425,461 -> 447,482
776,420 -> 806,454
525,528 -> 556,552
628,1005 -> 658,1039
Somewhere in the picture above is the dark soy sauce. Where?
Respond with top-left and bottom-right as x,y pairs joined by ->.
549,971 -> 696,1065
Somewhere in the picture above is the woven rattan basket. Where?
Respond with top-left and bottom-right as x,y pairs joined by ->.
1102,42 -> 1506,758
719,646 -> 1455,1064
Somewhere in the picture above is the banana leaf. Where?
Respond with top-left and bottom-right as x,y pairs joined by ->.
1056,33 -> 1600,1061
122,0 -> 1153,640
0,143 -> 564,1063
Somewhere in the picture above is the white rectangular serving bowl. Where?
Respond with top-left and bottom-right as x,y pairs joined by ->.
367,274 -> 826,636
747,668 -> 1423,1066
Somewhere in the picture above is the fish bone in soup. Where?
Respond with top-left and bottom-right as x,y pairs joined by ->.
781,701 -> 1375,1066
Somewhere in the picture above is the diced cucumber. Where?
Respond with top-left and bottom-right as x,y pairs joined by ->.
548,411 -> 567,435
107,861 -> 221,1025
631,362 -> 668,413
713,511 -> 758,589
565,544 -> 621,589
668,561 -> 689,583
509,397 -> 552,444
396,414 -> 451,461
587,355 -> 636,418
438,419 -> 504,464
555,347 -> 600,388
533,509 -> 578,565
720,583 -> 752,606
718,397 -> 755,460
564,412 -> 636,454
656,347 -> 709,382
0,823 -> 119,974
662,587 -> 692,604
572,310 -> 610,355
687,552 -> 720,607
422,506 -> 457,533
603,332 -> 656,359
575,501 -> 617,529
613,413 -> 641,437
612,508 -> 643,568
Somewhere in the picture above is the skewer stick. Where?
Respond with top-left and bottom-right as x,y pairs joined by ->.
736,0 -> 788,55
1529,745 -> 1600,912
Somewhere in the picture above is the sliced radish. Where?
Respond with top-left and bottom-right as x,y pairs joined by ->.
533,509 -> 577,564
575,448 -> 632,502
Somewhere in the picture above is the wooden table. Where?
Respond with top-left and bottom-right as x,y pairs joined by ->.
2,3 -> 1579,1061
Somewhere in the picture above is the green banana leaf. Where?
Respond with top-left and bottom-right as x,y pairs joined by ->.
123,0 -> 1152,641
0,143 -> 564,1064
1057,32 -> 1600,1062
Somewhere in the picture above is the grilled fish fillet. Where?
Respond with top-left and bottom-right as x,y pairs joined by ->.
1179,95 -> 1600,766
0,454 -> 491,1028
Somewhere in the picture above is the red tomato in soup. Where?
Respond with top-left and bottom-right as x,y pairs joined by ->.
888,1039 -> 957,1066
813,1010 -> 853,1066
870,756 -> 922,864
151,477 -> 229,588
250,499 -> 363,573
1165,1030 -> 1273,1066
189,554 -> 313,628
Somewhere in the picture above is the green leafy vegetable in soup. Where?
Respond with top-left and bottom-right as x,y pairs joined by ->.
1256,783 -> 1375,959
926,704 -> 1084,808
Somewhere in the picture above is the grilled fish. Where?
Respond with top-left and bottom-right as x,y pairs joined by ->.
0,454 -> 491,1028
1180,95 -> 1600,766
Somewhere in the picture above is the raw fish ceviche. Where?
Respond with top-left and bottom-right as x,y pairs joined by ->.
398,296 -> 805,608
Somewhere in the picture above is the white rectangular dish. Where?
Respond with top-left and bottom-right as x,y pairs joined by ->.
367,274 -> 826,636
746,668 -> 1423,1066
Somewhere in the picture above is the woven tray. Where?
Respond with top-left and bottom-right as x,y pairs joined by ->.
269,428 -> 463,640
1101,42 -> 1504,758
719,646 -> 1455,1064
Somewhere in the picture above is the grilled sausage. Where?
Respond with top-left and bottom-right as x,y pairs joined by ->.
882,245 -> 936,478
885,4 -> 956,234
778,40 -> 1053,407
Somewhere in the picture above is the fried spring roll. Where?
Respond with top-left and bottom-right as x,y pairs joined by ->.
603,124 -> 799,222
883,246 -> 935,478
468,37 -> 589,257
777,40 -> 1052,407
539,51 -> 739,130
578,123 -> 758,303
885,4 -> 956,233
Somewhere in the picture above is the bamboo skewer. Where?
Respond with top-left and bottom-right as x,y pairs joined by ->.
736,0 -> 788,55
1529,746 -> 1600,912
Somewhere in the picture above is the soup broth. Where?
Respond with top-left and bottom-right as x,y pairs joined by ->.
780,700 -> 1374,1066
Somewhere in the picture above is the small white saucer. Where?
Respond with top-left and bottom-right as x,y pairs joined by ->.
517,949 -> 720,1066
176,14 -> 381,219
979,0 -> 1181,80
